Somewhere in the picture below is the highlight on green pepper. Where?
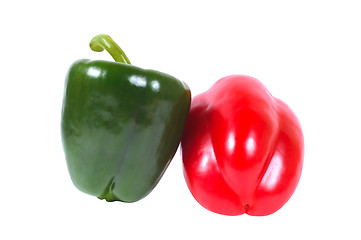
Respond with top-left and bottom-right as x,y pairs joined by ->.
61,34 -> 191,202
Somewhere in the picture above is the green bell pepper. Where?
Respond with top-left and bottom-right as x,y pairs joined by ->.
61,34 -> 191,202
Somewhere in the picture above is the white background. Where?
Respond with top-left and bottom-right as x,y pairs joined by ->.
1,0 -> 360,239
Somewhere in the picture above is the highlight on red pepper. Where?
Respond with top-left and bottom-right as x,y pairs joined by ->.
61,34 -> 191,202
181,75 -> 304,216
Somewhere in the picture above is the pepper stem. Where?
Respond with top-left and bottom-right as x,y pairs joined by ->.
89,34 -> 131,64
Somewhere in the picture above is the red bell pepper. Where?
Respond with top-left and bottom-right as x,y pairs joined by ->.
181,75 -> 304,216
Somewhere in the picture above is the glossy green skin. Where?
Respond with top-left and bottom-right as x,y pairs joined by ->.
61,60 -> 191,202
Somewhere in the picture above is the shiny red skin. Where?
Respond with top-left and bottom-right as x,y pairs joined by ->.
181,75 -> 304,216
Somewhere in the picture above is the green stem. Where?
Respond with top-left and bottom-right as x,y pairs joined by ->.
89,34 -> 131,64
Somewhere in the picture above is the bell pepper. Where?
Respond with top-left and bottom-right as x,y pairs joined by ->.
61,34 -> 191,202
181,75 -> 304,216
